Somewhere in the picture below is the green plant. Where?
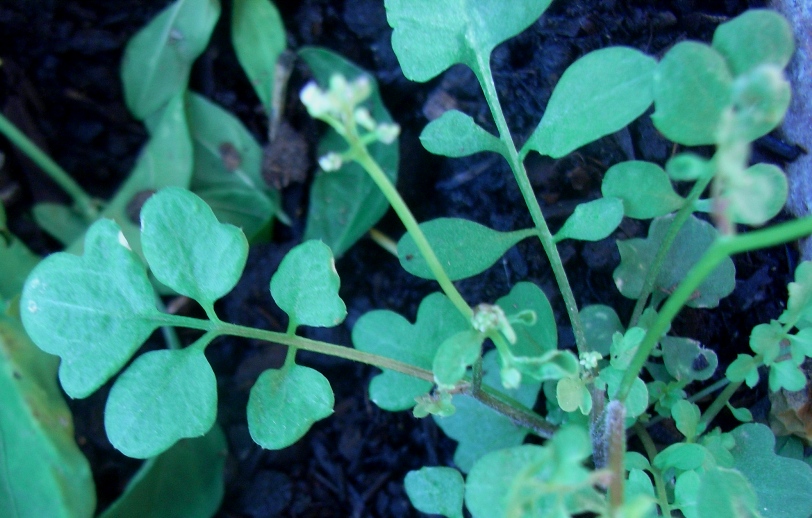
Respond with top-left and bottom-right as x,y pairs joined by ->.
10,2 -> 812,518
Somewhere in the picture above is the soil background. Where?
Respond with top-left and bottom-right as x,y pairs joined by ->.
0,0 -> 801,517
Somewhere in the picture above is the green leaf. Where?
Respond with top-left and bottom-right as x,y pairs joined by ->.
398,218 -> 534,281
662,336 -> 718,382
353,293 -> 469,411
581,305 -> 623,356
0,232 -> 40,303
465,445 -> 547,518
0,313 -> 95,518
696,467 -> 760,518
750,321 -> 783,365
496,282 -> 557,357
231,0 -> 286,110
724,163 -> 788,226
434,351 -> 541,472
98,428 -> 225,518
300,47 -> 398,258
653,443 -> 711,472
556,376 -> 592,414
384,0 -> 553,82
420,110 -> 503,157
601,161 -> 684,219
726,354 -> 760,388
610,327 -> 646,370
769,360 -> 806,392
122,0 -> 221,120
726,403 -> 753,423
524,47 -> 656,158
105,347 -> 217,459
781,261 -> 812,328
186,91 -> 280,240
671,400 -> 701,441
712,10 -> 794,76
652,42 -> 732,146
613,214 -> 736,308
247,365 -> 334,450
666,153 -> 710,182
433,330 -> 483,388
21,219 -> 161,398
141,187 -> 248,306
32,203 -> 88,246
729,423 -> 812,518
404,467 -> 465,518
270,240 -> 346,328
597,366 -> 649,419
553,197 -> 623,243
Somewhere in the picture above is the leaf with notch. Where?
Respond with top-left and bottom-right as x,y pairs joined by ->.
404,467 -> 464,518
231,0 -> 286,111
247,365 -> 334,450
524,47 -> 656,158
353,293 -> 469,411
141,187 -> 248,306
553,197 -> 623,243
21,219 -> 161,398
420,110 -> 503,157
270,240 -> 346,328
398,218 -> 535,281
601,161 -> 684,219
105,347 -> 217,459
384,0 -> 553,82
300,47 -> 398,258
712,10 -> 794,76
122,0 -> 221,120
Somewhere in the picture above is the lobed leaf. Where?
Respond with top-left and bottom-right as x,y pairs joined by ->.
122,0 -> 221,120
712,10 -> 794,76
404,467 -> 465,518
553,197 -> 624,243
601,161 -> 684,219
398,218 -> 535,281
231,0 -> 286,110
353,293 -> 469,411
384,0 -> 553,82
105,347 -> 217,459
270,240 -> 346,328
300,47 -> 398,258
21,219 -> 161,398
524,47 -> 656,158
247,365 -> 334,450
420,110 -> 503,157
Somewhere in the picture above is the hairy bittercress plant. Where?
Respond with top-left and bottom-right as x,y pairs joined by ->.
16,2 -> 812,517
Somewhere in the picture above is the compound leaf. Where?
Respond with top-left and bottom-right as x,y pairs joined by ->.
712,10 -> 794,76
385,0 -> 553,82
270,240 -> 346,328
122,0 -> 221,120
525,47 -> 655,158
601,161 -> 684,219
404,467 -> 465,518
398,218 -> 535,281
105,347 -> 217,459
420,110 -> 503,157
353,293 -> 469,411
21,219 -> 161,398
247,365 -> 334,450
231,0 -> 286,110
554,197 -> 623,243
141,187 -> 248,306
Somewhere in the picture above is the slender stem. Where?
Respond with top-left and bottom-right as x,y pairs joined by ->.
368,227 -> 399,257
634,423 -> 672,517
688,377 -> 730,404
473,56 -> 588,355
699,379 -> 744,429
616,215 -> 812,402
0,111 -> 98,220
474,383 -> 556,439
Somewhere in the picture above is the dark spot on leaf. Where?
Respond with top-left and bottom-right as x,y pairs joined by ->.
692,353 -> 710,371
405,254 -> 414,261
12,370 -> 22,380
219,142 -> 242,172
125,189 -> 156,225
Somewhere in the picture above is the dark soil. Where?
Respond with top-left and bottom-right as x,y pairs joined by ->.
0,0 -> 799,517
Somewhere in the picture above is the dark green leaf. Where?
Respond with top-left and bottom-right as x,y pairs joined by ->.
420,110 -> 503,157
465,445 -> 547,518
712,10 -> 794,76
601,161 -> 684,219
21,219 -> 161,398
247,365 -> 334,450
122,0 -> 221,119
433,330 -> 483,388
653,443 -> 711,472
696,467 -> 760,518
580,305 -> 623,356
553,197 -> 624,242
32,203 -> 88,246
496,282 -> 557,357
398,218 -> 535,281
525,47 -> 655,158
404,467 -> 464,518
662,336 -> 718,382
231,0 -> 286,110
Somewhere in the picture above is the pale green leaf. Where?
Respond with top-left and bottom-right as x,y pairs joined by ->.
781,261 -> 812,328
247,365 -> 334,450
433,330 -> 483,388
525,47 -> 655,158
726,404 -> 753,423
122,0 -> 221,119
465,445 -> 547,518
32,203 -> 88,246
399,218 -> 535,281
725,354 -> 760,388
553,197 -> 623,243
601,161 -> 684,219
496,282 -> 557,357
231,0 -> 286,110
671,400 -> 701,440
653,443 -> 711,472
597,366 -> 649,419
556,377 -> 591,414
384,0 -> 553,82
696,467 -> 760,518
652,42 -> 732,146
712,10 -> 794,76
769,360 -> 806,392
105,347 -> 217,459
662,336 -> 718,382
580,305 -> 623,356
420,110 -> 503,157
724,163 -> 787,226
270,240 -> 346,328
404,467 -> 465,518
21,219 -> 161,398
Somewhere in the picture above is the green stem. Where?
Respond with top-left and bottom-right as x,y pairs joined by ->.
616,215 -> 812,402
474,383 -> 556,439
0,111 -> 98,220
634,423 -> 672,517
473,56 -> 588,355
699,379 -> 744,429
688,377 -> 730,404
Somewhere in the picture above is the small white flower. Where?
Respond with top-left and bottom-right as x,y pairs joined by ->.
375,123 -> 401,144
579,351 -> 602,370
354,107 -> 376,131
318,152 -> 343,172
300,81 -> 331,118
